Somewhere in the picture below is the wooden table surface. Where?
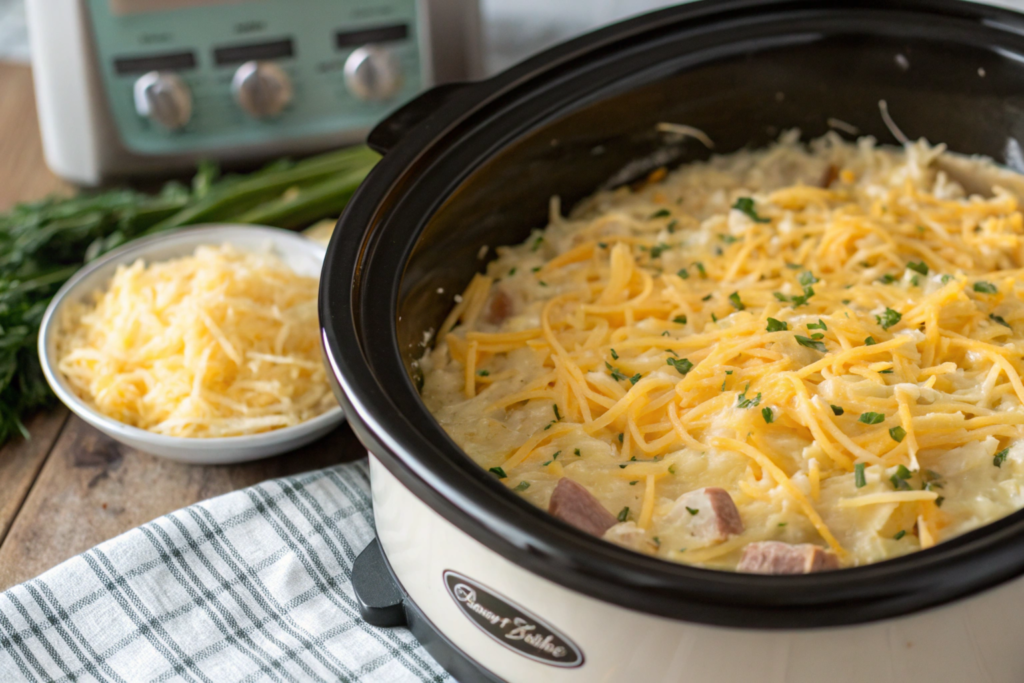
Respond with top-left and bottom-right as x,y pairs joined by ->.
0,62 -> 366,590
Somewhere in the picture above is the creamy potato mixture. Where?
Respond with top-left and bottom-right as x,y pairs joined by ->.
419,132 -> 1024,572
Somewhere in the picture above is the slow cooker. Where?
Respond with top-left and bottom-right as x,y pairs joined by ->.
319,1 -> 1024,681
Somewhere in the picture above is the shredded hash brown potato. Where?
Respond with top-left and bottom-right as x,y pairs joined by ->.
421,131 -> 1024,571
57,243 -> 335,437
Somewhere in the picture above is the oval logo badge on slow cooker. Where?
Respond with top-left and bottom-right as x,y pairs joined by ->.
443,570 -> 584,668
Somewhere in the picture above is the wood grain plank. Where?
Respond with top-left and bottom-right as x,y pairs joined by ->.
0,408 -> 69,545
0,62 -> 73,207
0,416 -> 366,590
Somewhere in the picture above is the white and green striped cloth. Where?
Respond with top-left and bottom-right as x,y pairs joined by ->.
0,461 -> 450,682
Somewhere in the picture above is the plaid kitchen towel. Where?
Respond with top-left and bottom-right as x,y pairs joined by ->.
0,460 -> 451,683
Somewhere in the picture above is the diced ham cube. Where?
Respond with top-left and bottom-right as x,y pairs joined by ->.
484,289 -> 514,325
737,541 -> 840,574
603,521 -> 656,553
665,487 -> 744,542
548,478 -> 617,537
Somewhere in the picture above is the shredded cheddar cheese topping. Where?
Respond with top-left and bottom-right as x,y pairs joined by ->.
57,244 -> 335,437
421,132 -> 1024,570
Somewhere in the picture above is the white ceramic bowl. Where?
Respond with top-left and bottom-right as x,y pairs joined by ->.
38,224 -> 345,464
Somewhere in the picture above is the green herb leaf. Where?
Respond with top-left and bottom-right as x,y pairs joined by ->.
695,262 -> 707,278
477,370 -> 490,376
617,507 -> 629,522
889,426 -> 907,442
667,219 -> 678,233
737,383 -> 762,409
936,496 -> 945,507
650,208 -> 671,219
673,315 -> 687,324
795,335 -> 827,352
854,462 -> 866,488
605,362 -> 627,382
807,318 -> 828,331
667,357 -> 694,375
629,373 -> 642,385
907,261 -> 929,275
610,348 -> 619,360
489,467 -> 507,479
728,291 -> 745,310
649,243 -> 670,258
553,404 -> 562,421
893,530 -> 907,541
677,267 -> 689,279
618,433 -> 624,443
941,274 -> 953,284
719,233 -> 739,244
685,506 -> 699,516
990,313 -> 1011,328
762,407 -> 774,424
973,281 -> 998,294
508,267 -> 517,276
798,271 -> 819,287
864,336 -> 877,346
531,236 -> 544,251
831,404 -> 844,416
766,318 -> 788,332
859,412 -> 885,425
513,481 -> 530,492
994,447 -> 1010,467
732,196 -> 771,223
878,273 -> 897,284
876,308 -> 902,330
702,293 -> 713,301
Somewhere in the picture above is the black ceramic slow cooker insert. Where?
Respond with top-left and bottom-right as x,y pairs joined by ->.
320,2 -> 1024,681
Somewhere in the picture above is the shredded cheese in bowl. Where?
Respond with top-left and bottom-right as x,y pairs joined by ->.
56,243 -> 335,438
420,131 -> 1024,572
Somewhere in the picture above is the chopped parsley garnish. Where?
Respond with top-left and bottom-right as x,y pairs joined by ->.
859,412 -> 885,425
719,233 -> 739,244
508,267 -> 516,276
878,368 -> 893,374
538,280 -> 548,287
728,291 -> 745,310
695,262 -> 707,278
531,266 -> 541,272
667,219 -> 678,233
553,404 -> 561,421
711,313 -> 718,323
798,271 -> 819,287
629,373 -> 641,385
795,335 -> 827,352
907,261 -> 929,275
973,281 -> 998,294
677,267 -> 689,279
761,407 -> 774,424
864,336 -> 877,346
732,196 -> 770,223
910,275 -> 920,287
673,315 -> 687,324
702,293 -> 713,301
574,449 -> 581,457
513,481 -> 530,492
831,404 -> 844,416
807,319 -> 827,331
778,522 -> 787,527
477,370 -> 490,377
889,426 -> 907,442
893,530 -> 907,541
667,357 -> 694,375
941,274 -> 953,284
785,262 -> 802,270
876,308 -> 902,330
650,208 -> 671,219
994,447 -> 1010,467
810,333 -> 824,340
649,243 -> 670,258
685,506 -> 699,515
766,317 -> 788,332
895,464 -> 912,479
878,273 -> 897,284
629,480 -> 638,486
618,433 -> 624,443
489,467 -> 507,479
737,383 -> 762,408
890,465 -> 913,491
990,313 -> 1011,328
610,348 -> 619,360
854,463 -> 866,488
531,236 -> 543,251
668,465 -> 677,475
661,330 -> 671,336
598,242 -> 608,249
936,496 -> 945,507
617,507 -> 629,522
774,283 -> 815,308
605,362 -> 627,382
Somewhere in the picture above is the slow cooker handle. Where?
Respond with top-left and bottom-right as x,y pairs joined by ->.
367,83 -> 469,155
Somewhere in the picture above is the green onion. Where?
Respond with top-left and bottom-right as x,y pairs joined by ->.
489,467 -> 507,479
673,315 -> 687,324
994,447 -> 1010,467
686,507 -> 699,515
973,281 -> 998,294
859,412 -> 885,425
854,463 -> 866,488
889,426 -> 907,443
831,405 -> 844,416
893,530 -> 907,541
864,336 -> 876,346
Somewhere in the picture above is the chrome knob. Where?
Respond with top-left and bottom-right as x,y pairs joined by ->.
343,46 -> 403,102
232,61 -> 293,119
133,71 -> 192,131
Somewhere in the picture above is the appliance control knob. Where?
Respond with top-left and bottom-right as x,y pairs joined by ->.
133,71 -> 192,131
344,46 -> 403,102
232,61 -> 293,119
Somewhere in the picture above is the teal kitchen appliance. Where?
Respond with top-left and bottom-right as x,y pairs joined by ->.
26,0 -> 481,185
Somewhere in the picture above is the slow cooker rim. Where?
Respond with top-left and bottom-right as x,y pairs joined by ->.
321,0 -> 1024,629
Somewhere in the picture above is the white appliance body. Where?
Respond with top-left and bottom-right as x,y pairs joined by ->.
26,0 -> 482,185
370,455 -> 1024,682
